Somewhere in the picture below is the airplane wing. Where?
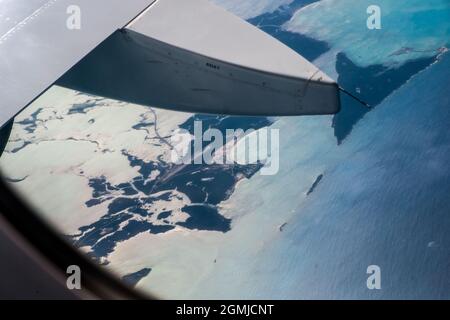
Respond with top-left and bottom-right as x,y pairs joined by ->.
0,0 -> 340,130
0,0 -> 155,128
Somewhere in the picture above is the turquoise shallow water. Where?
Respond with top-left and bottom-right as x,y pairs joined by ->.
284,0 -> 450,67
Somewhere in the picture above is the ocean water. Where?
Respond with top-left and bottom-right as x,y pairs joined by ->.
190,50 -> 450,299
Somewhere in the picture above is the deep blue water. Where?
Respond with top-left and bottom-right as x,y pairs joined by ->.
333,53 -> 436,143
253,52 -> 450,299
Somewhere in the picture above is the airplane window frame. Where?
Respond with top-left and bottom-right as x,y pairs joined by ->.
0,175 -> 152,300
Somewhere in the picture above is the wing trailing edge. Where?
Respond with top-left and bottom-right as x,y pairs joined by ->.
57,0 -> 340,116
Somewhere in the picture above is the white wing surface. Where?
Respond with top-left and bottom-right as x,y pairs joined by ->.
0,0 -> 155,128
